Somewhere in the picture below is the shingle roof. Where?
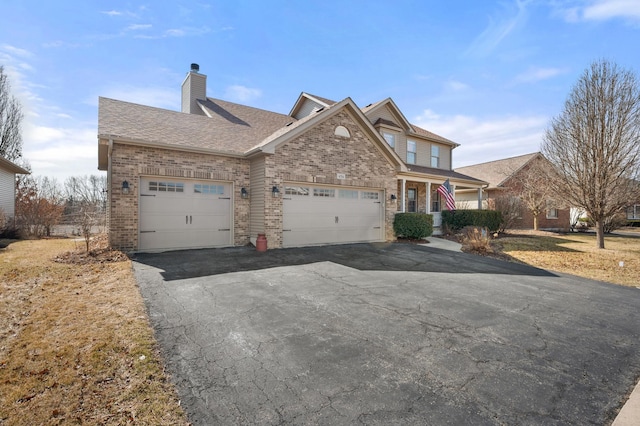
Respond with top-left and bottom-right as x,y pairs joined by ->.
409,124 -> 459,146
304,93 -> 337,106
404,164 -> 486,184
98,97 -> 294,154
454,153 -> 540,188
0,156 -> 29,174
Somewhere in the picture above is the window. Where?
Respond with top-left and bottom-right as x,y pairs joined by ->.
361,191 -> 379,200
335,126 -> 350,138
149,181 -> 184,192
407,140 -> 417,164
383,132 -> 395,148
194,184 -> 224,194
407,188 -> 417,213
431,145 -> 440,168
546,208 -> 558,219
339,189 -> 358,199
285,186 -> 309,196
431,190 -> 441,212
313,188 -> 335,197
627,205 -> 640,219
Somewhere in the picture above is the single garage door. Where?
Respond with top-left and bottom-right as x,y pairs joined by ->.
282,184 -> 384,247
139,178 -> 232,251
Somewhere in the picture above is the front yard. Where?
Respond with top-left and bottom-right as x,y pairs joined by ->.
0,238 -> 188,425
488,230 -> 640,287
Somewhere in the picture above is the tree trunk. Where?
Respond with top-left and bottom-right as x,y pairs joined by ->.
595,219 -> 605,249
533,214 -> 538,231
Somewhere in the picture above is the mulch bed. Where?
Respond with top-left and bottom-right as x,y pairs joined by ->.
53,234 -> 128,264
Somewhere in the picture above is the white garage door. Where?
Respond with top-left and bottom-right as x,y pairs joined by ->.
282,185 -> 384,247
139,178 -> 232,251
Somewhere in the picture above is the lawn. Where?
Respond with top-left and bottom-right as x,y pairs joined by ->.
490,230 -> 640,287
0,238 -> 188,425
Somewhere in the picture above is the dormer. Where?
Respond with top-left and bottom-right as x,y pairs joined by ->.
289,92 -> 336,119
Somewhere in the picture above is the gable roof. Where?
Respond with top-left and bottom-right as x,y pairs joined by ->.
250,97 -> 407,170
289,92 -> 337,118
454,152 -> 541,189
0,156 -> 29,174
98,97 -> 293,156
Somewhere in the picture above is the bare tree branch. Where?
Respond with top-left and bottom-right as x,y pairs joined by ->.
542,59 -> 640,248
0,66 -> 23,161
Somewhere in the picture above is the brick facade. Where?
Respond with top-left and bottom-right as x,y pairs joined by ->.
264,110 -> 398,248
108,143 -> 250,250
107,110 -> 399,251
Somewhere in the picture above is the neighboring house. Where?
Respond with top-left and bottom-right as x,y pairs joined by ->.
0,156 -> 29,226
455,152 -> 571,231
627,204 -> 640,226
97,64 -> 485,251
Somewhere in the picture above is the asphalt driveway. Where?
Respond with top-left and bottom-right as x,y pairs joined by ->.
132,243 -> 640,425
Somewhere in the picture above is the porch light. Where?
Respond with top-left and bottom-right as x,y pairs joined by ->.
272,186 -> 280,197
390,194 -> 397,201
241,187 -> 249,199
122,180 -> 130,195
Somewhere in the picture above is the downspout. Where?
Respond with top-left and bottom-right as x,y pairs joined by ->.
107,139 -> 113,233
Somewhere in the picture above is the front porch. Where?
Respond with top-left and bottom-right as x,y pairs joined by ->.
395,175 -> 485,234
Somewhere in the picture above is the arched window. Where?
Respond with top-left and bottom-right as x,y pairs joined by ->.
334,125 -> 350,138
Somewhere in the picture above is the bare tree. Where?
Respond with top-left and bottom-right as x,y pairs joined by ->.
16,175 -> 65,237
63,175 -> 107,233
542,60 -> 640,248
500,155 -> 563,231
0,66 -> 23,161
489,194 -> 523,233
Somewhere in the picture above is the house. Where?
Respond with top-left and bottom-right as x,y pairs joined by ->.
455,152 -> 571,231
0,155 -> 29,227
97,64 -> 485,251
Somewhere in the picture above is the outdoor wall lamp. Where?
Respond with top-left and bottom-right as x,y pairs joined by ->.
390,194 -> 397,201
122,180 -> 130,195
241,187 -> 249,199
272,186 -> 280,197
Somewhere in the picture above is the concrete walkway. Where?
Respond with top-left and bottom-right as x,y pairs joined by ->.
423,236 -> 462,252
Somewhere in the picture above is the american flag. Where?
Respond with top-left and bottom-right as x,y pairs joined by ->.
437,179 -> 456,211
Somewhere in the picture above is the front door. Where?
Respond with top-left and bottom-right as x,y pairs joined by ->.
407,188 -> 417,212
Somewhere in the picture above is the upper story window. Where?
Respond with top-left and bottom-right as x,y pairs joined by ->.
383,132 -> 395,148
407,140 -> 417,164
431,145 -> 440,168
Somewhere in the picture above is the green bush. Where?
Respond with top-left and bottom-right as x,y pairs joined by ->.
393,213 -> 433,239
442,210 -> 502,233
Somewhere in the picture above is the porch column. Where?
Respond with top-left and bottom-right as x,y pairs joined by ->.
451,184 -> 456,204
426,182 -> 431,213
401,179 -> 406,213
477,188 -> 483,209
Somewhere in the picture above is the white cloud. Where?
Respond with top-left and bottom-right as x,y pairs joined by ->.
583,0 -> 640,21
127,24 -> 152,31
447,80 -> 469,91
465,0 -> 533,57
224,85 -> 262,103
555,0 -> 640,22
414,109 -> 548,167
513,66 -> 568,83
101,10 -> 123,16
1,44 -> 33,58
22,126 -> 101,180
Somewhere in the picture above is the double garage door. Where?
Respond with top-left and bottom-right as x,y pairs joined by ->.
282,185 -> 385,247
139,177 -> 232,251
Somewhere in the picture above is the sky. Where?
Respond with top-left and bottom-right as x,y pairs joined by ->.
1,0 -> 640,183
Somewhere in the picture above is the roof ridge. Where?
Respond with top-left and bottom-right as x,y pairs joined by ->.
455,152 -> 540,169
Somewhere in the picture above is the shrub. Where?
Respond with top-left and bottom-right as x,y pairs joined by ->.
461,226 -> 493,254
394,213 -> 433,239
442,210 -> 502,232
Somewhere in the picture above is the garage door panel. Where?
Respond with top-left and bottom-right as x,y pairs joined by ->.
283,184 -> 384,247
139,178 -> 232,251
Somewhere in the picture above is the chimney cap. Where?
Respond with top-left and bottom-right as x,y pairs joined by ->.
190,63 -> 200,73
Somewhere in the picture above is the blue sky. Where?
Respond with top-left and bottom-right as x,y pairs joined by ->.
1,0 -> 639,182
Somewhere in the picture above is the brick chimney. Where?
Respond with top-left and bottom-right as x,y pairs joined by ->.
181,63 -> 206,114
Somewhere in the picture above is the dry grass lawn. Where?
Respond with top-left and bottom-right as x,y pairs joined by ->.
0,237 -> 188,425
489,230 -> 640,287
